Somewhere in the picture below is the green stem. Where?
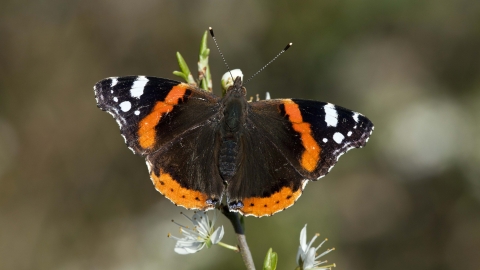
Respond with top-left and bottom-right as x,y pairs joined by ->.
198,30 -> 212,92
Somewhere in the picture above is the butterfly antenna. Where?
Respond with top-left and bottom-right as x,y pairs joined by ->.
244,43 -> 292,86
209,27 -> 234,80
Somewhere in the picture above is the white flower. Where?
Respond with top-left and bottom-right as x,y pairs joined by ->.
296,224 -> 336,270
221,69 -> 243,90
168,211 -> 224,255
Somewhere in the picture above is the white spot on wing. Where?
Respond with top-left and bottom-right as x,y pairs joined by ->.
352,112 -> 360,123
130,76 -> 148,98
333,132 -> 344,144
324,103 -> 338,127
134,110 -> 140,115
325,127 -> 371,175
119,101 -> 131,112
347,131 -> 352,136
113,97 -> 118,102
110,77 -> 118,87
323,138 -> 328,143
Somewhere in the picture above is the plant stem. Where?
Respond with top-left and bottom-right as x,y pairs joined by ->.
221,205 -> 256,270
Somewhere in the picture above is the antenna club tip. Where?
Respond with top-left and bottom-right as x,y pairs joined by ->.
209,27 -> 214,37
284,43 -> 293,51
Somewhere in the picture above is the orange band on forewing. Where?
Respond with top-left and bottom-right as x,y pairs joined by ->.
151,169 -> 211,210
138,103 -> 173,148
241,186 -> 302,217
138,84 -> 188,149
283,101 -> 303,122
164,85 -> 189,103
283,100 -> 321,172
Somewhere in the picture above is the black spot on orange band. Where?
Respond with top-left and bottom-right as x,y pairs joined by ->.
150,169 -> 213,210
239,186 -> 303,217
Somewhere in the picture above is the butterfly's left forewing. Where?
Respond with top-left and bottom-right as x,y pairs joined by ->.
94,76 -> 221,155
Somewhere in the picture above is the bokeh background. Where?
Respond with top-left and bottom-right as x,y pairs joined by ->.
1,1 -> 480,269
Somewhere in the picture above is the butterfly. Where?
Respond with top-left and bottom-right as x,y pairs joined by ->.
94,70 -> 373,217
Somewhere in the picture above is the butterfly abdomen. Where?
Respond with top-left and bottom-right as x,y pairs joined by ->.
218,139 -> 239,180
218,87 -> 248,181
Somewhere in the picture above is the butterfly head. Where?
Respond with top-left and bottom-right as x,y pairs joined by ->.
226,76 -> 246,97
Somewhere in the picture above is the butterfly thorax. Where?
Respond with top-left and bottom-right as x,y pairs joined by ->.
218,77 -> 247,181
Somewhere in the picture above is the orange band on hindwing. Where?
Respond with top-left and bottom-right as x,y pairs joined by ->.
283,100 -> 321,172
240,186 -> 303,217
151,169 -> 212,210
138,84 -> 188,149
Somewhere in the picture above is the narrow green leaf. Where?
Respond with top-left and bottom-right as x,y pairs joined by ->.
175,52 -> 195,84
176,52 -> 191,77
173,71 -> 187,82
263,248 -> 278,270
199,31 -> 208,58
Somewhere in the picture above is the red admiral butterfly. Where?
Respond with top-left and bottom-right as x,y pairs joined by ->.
94,51 -> 373,218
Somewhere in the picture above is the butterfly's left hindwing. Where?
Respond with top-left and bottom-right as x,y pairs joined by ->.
147,119 -> 225,211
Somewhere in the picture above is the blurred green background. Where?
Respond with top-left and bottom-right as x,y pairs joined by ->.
1,1 -> 480,269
